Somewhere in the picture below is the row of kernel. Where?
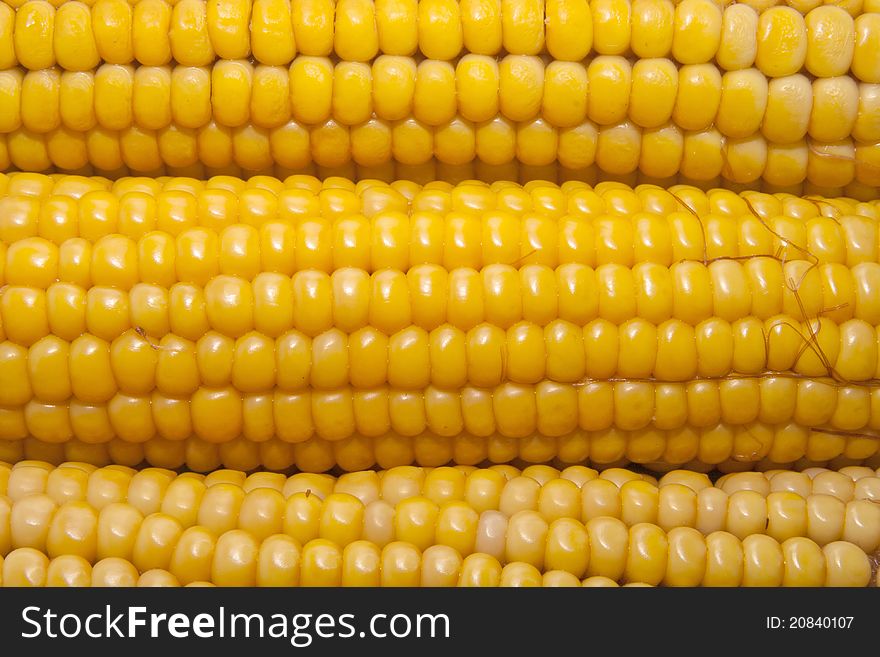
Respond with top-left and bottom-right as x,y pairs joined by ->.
4,371 -> 880,438
0,544 -> 656,588
4,0 -> 871,13
5,314 -> 880,404
7,211 -> 880,282
5,460 -> 877,520
2,59 -> 878,142
0,460 -> 635,506
0,172 -> 663,219
8,306 -> 880,386
0,173 -> 645,230
1,421 -> 876,473
5,165 -> 872,201
8,201 -> 880,268
4,255 -> 880,340
4,460 -> 875,520
2,477 -> 878,569
0,157 -> 733,191
1,177 -> 875,228
0,259 -> 877,345
5,368 -> 880,445
3,120 -> 879,187
1,458 -> 867,510
2,1 -> 877,76
1,140 -> 878,202
4,519 -> 869,587
3,202 -> 849,271
1,172 -> 876,222
1,0 -> 611,67
4,463 -> 875,550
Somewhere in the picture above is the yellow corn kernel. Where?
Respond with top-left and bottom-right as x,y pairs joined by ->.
502,0 -> 545,56
499,56 -> 544,123
588,57 -> 632,127
54,2 -> 99,72
133,0 -> 172,66
0,4 -> 17,70
170,0 -> 216,67
419,0 -> 463,61
14,1 -> 55,71
762,74 -> 812,143
376,0 -> 418,56
672,0 -> 722,65
755,7 -> 807,78
809,77 -> 859,143
251,0 -> 295,65
207,0 -> 251,60
591,0 -> 631,56
717,5 -> 758,71
414,61 -> 456,127
545,0 -> 591,61
716,69 -> 769,139
291,0 -> 333,56
630,59 -> 678,129
852,14 -> 880,83
673,64 -> 722,131
334,0 -> 378,62
92,0 -> 133,65
21,69 -> 62,135
631,0 -> 674,59
461,0 -> 502,56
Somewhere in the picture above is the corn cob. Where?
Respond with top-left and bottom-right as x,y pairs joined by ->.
0,418 -> 876,473
2,56 -> 878,141
3,463 -> 878,553
2,178 -> 880,471
1,509 -> 872,587
3,462 -> 872,588
1,1 -> 876,74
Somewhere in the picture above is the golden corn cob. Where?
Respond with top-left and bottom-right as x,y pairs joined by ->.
0,507 -> 872,587
0,418 -> 876,474
2,460 -> 876,586
2,177 -> 880,469
3,463 -> 877,554
2,56 -> 878,141
1,1 -> 877,75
